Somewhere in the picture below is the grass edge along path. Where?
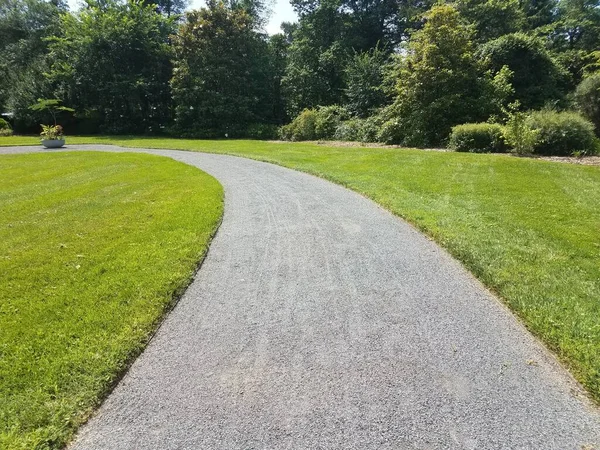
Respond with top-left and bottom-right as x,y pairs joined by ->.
0,151 -> 223,449
1,136 -> 599,400
4,135 -> 597,405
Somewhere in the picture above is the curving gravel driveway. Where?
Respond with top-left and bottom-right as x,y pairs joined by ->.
2,145 -> 599,449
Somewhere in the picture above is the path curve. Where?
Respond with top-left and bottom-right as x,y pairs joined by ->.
3,145 -> 600,449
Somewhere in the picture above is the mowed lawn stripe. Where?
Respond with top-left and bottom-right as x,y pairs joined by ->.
6,136 -> 595,404
0,151 -> 223,449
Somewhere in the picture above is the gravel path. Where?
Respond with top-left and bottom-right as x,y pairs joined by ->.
3,145 -> 599,449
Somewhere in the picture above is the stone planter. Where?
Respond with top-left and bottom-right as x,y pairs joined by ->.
42,139 -> 65,149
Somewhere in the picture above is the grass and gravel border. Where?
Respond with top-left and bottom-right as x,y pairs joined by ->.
0,151 -> 223,449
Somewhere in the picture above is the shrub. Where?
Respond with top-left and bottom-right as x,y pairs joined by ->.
279,109 -> 318,141
504,109 -> 539,155
280,106 -> 349,141
333,115 -> 388,143
333,119 -> 362,141
314,105 -> 349,139
377,118 -> 404,145
358,114 -> 385,143
574,74 -> 600,135
525,110 -> 598,156
449,123 -> 508,153
0,118 -> 12,136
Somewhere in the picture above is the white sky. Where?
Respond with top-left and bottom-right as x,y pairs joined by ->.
66,0 -> 298,35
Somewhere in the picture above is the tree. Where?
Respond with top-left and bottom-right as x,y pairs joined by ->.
550,0 -> 600,52
521,0 -> 557,29
281,0 -> 436,118
455,0 -> 525,42
388,4 -> 511,146
479,33 -> 568,110
154,0 -> 189,17
268,33 -> 290,124
281,0 -> 348,117
345,46 -> 388,117
170,1 -> 274,136
48,0 -> 174,133
0,0 -> 66,125
290,0 -> 435,47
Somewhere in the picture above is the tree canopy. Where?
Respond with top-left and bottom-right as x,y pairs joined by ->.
1,0 -> 599,144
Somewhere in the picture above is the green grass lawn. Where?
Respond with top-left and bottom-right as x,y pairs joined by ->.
7,135 -> 598,403
0,151 -> 223,449
1,138 -> 600,405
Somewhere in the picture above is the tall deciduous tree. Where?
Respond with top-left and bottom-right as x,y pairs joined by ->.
388,4 -> 512,146
154,0 -> 189,17
479,33 -> 568,109
48,0 -> 174,133
552,0 -> 600,51
268,33 -> 290,124
170,0 -> 274,136
455,0 -> 525,42
0,0 -> 65,125
281,0 -> 347,117
344,46 -> 388,117
522,0 -> 557,29
281,0 -> 435,117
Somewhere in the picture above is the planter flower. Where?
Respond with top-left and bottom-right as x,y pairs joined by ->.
29,99 -> 74,148
40,124 -> 65,148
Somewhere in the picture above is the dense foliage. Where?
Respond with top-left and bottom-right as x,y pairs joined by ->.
385,5 -> 512,146
0,117 -> 12,136
280,105 -> 349,140
449,123 -> 508,153
526,110 -> 598,155
48,0 -> 174,134
0,0 -> 66,130
478,33 -> 567,109
170,0 -> 275,137
1,0 -> 599,150
574,73 -> 600,133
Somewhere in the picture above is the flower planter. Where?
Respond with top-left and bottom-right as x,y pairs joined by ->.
42,139 -> 65,149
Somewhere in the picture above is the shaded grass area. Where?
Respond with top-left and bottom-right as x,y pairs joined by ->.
4,135 -> 597,404
0,151 -> 223,449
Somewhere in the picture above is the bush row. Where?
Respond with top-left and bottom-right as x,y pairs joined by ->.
449,111 -> 598,156
279,106 -> 394,143
279,106 -> 599,156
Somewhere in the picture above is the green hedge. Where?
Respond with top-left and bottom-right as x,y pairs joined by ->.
526,110 -> 598,156
449,123 -> 508,153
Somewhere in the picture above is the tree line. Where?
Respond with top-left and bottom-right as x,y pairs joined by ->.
1,0 -> 599,147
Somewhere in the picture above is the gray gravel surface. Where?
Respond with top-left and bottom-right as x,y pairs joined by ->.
2,145 -> 599,449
